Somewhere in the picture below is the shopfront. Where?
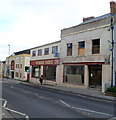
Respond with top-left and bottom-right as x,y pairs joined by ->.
64,64 -> 84,85
30,59 -> 59,82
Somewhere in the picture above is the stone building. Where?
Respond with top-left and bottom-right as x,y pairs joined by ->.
60,1 -> 116,92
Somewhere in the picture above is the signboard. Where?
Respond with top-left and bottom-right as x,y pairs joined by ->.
30,59 -> 59,66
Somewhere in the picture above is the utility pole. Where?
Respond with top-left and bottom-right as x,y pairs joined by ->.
111,17 -> 115,87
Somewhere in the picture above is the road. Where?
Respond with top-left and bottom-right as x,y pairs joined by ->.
1,78 -> 116,119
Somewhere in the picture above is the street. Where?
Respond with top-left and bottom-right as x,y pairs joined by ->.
1,78 -> 116,119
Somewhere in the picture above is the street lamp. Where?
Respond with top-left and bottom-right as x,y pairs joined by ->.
7,44 -> 10,78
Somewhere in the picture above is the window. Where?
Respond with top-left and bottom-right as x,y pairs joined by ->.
38,49 -> 42,56
52,46 -> 58,54
67,43 -> 72,56
32,50 -> 36,56
44,65 -> 56,81
20,64 -> 22,69
15,72 -> 18,77
20,73 -> 22,78
92,39 -> 100,54
64,65 -> 84,84
44,48 -> 49,55
78,41 -> 85,55
32,66 -> 41,78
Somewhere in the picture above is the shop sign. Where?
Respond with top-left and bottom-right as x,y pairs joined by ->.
30,59 -> 59,65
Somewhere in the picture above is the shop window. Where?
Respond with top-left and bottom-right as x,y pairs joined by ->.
64,65 -> 84,84
32,66 -> 41,78
32,50 -> 36,56
44,65 -> 56,81
44,48 -> 49,55
38,49 -> 42,56
67,43 -> 72,56
92,39 -> 100,54
52,46 -> 58,54
78,41 -> 85,55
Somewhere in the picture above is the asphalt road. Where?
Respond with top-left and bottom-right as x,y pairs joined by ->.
1,78 -> 116,119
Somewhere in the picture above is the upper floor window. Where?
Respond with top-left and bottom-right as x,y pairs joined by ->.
44,48 -> 49,55
52,46 -> 58,54
78,41 -> 85,55
92,39 -> 100,54
38,49 -> 42,56
32,50 -> 36,56
67,43 -> 72,56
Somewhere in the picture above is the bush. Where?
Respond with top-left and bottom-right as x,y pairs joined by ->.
107,87 -> 116,93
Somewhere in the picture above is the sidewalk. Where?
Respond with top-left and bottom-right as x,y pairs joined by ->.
39,84 -> 116,102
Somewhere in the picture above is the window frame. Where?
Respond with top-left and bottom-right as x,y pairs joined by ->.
32,50 -> 36,57
38,49 -> 42,56
44,48 -> 49,55
67,43 -> 72,56
52,46 -> 58,54
92,39 -> 100,54
78,41 -> 85,56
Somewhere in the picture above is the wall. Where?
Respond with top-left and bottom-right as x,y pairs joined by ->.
30,41 -> 61,61
61,26 -> 111,63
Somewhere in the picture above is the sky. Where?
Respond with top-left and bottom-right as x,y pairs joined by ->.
0,0 -> 111,61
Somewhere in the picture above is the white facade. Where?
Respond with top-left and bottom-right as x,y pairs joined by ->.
30,41 -> 61,85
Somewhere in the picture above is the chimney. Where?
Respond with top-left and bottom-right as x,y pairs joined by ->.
83,16 -> 95,22
110,1 -> 116,14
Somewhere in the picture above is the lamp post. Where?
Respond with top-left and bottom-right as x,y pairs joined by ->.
7,44 -> 10,78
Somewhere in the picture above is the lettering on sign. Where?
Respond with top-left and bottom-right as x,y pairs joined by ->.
36,61 -> 44,65
31,59 -> 59,65
45,60 -> 54,65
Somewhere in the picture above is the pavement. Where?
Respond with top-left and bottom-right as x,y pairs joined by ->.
39,84 -> 116,102
19,80 -> 116,102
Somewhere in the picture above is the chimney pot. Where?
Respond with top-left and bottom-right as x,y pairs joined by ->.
110,1 -> 116,14
83,16 -> 95,22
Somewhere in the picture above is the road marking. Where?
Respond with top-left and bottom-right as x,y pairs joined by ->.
60,100 -> 71,107
72,106 -> 113,117
59,99 -> 113,117
0,98 -> 7,108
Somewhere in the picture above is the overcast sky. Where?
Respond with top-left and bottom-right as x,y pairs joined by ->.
0,0 -> 111,61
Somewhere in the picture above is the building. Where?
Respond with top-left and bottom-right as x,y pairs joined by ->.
60,1 -> 116,92
5,49 -> 30,81
0,61 -> 5,78
30,40 -> 61,85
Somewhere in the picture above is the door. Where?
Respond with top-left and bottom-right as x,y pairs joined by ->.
11,72 -> 14,78
89,65 -> 102,88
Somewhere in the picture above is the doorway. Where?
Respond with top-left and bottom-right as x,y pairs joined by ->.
89,65 -> 102,89
11,72 -> 14,78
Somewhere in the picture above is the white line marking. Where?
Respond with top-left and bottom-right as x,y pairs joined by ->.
72,107 -> 113,117
0,98 -> 7,108
59,99 -> 113,117
60,100 -> 71,107
4,107 -> 26,116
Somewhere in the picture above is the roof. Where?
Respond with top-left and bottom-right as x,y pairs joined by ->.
62,13 -> 114,31
30,40 -> 61,50
14,49 -> 30,55
80,13 -> 114,25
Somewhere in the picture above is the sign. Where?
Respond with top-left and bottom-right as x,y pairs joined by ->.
30,59 -> 59,66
